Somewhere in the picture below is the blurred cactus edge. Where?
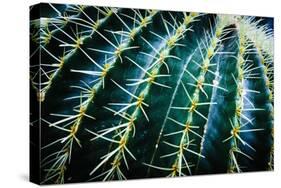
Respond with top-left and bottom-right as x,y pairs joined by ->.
29,2 -> 274,185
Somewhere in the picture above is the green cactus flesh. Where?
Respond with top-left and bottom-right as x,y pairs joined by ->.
30,3 -> 274,184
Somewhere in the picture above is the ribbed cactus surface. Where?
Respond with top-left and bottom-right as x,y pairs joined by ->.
30,3 -> 274,184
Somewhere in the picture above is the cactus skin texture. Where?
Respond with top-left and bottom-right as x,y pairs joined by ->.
29,3 -> 274,184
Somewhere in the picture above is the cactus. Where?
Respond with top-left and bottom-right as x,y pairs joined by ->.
30,3 -> 274,184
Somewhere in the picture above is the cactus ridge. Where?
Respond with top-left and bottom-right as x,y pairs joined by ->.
30,3 -> 274,184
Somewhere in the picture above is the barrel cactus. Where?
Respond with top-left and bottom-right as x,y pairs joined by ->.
30,3 -> 274,185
